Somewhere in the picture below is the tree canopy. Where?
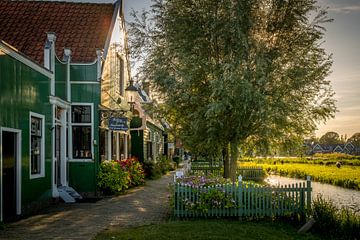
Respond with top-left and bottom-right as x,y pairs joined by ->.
348,133 -> 360,146
319,131 -> 341,145
128,0 -> 336,180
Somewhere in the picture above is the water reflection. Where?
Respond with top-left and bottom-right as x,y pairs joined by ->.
265,175 -> 360,213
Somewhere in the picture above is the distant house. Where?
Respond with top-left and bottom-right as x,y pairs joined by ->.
130,86 -> 166,162
0,0 -> 133,221
311,143 -> 324,154
343,142 -> 355,154
309,142 -> 359,156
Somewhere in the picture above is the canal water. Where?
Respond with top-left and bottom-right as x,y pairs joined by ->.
265,175 -> 360,213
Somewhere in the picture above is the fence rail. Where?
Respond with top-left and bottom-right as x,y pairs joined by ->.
174,177 -> 312,218
190,162 -> 264,180
237,166 -> 264,180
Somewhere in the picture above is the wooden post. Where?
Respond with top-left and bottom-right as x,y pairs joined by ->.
306,176 -> 312,210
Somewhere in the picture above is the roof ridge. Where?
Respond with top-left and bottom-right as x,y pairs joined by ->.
9,0 -> 115,6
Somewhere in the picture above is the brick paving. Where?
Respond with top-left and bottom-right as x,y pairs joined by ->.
0,173 -> 173,240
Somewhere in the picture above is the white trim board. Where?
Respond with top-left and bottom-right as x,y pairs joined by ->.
0,127 -> 22,221
70,81 -> 100,85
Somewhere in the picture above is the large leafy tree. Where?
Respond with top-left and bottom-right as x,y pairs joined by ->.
348,133 -> 360,146
128,0 -> 336,180
319,131 -> 341,145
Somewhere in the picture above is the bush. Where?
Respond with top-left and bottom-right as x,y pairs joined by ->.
97,158 -> 145,195
98,161 -> 129,195
119,158 -> 145,187
143,157 -> 176,179
0,221 -> 5,230
311,195 -> 360,239
143,160 -> 162,180
172,156 -> 181,165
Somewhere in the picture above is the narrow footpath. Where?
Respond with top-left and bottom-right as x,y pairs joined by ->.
0,173 -> 173,240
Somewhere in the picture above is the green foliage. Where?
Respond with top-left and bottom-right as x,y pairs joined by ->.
319,131 -> 342,145
121,158 -> 146,186
0,221 -> 5,230
172,156 -> 180,165
241,155 -> 360,166
143,160 -> 162,179
143,157 -> 175,180
244,162 -> 360,190
183,188 -> 236,213
129,0 -> 336,180
311,196 -> 360,240
97,159 -> 145,195
348,132 -> 360,146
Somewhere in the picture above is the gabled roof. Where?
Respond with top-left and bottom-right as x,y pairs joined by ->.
0,0 -> 116,64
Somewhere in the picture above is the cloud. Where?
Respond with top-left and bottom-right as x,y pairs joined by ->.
328,4 -> 360,13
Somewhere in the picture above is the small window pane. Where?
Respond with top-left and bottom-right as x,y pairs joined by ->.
72,126 -> 92,158
31,116 -> 42,175
72,106 -> 91,123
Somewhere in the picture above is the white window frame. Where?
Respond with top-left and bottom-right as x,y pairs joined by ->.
29,112 -> 45,179
70,103 -> 94,162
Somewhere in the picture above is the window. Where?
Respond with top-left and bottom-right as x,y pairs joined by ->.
110,45 -> 125,97
30,113 -> 45,178
72,105 -> 92,159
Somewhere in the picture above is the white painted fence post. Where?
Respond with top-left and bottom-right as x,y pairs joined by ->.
306,176 -> 312,209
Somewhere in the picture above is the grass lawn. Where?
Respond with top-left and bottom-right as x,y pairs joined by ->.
95,220 -> 321,240
240,161 -> 360,190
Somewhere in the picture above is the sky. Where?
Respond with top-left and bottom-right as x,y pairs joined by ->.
123,0 -> 360,139
49,0 -> 360,138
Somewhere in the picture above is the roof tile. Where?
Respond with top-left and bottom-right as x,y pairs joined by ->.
0,0 -> 114,64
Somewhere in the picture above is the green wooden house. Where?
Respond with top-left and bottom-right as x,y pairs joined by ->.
130,86 -> 166,163
0,40 -> 53,221
0,0 -> 132,221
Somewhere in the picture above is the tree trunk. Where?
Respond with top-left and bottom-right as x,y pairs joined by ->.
222,144 -> 230,179
229,141 -> 239,182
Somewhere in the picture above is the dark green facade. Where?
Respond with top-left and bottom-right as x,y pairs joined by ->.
54,57 -> 100,194
0,47 -> 53,218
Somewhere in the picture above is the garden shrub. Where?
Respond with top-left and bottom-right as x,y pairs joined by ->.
98,161 -> 129,195
0,221 -> 5,230
143,160 -> 162,179
311,195 -> 360,239
143,157 -> 176,179
118,158 -> 145,187
172,156 -> 181,165
98,158 -> 145,195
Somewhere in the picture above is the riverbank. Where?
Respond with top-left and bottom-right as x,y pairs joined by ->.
239,160 -> 360,190
266,175 -> 360,213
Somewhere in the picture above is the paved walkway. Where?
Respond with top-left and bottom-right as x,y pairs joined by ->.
0,173 -> 174,240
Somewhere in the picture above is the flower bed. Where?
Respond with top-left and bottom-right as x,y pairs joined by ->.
174,175 -> 311,218
97,158 -> 145,195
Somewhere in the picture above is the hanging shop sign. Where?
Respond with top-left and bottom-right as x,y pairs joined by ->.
109,117 -> 128,131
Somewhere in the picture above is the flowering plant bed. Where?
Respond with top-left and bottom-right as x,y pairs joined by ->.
98,158 -> 145,195
174,175 -> 311,218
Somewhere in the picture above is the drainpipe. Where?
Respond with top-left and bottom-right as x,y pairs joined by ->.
63,48 -> 72,186
63,48 -> 72,102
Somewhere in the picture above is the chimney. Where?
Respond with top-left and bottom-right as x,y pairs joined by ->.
44,32 -> 56,70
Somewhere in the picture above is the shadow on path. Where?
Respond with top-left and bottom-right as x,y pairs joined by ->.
0,173 -> 174,240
